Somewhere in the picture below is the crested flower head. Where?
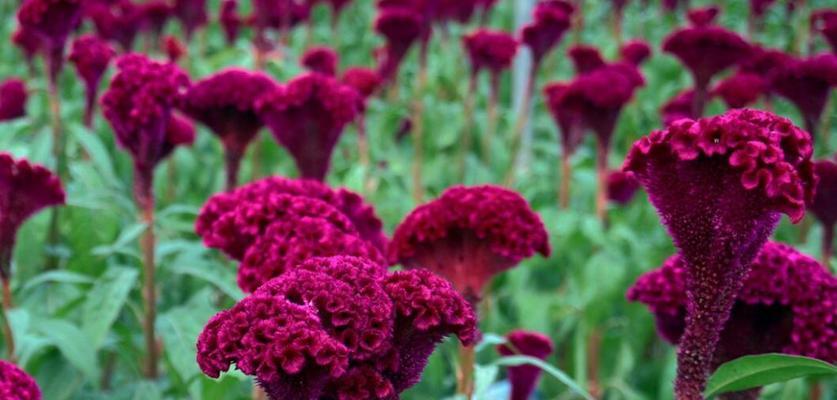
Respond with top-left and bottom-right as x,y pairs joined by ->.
101,54 -> 189,172
197,256 -> 476,399
69,34 -> 115,94
462,29 -> 519,76
86,0 -> 143,51
660,88 -> 695,126
0,79 -> 28,122
520,0 -> 573,65
172,0 -> 208,39
620,39 -> 652,66
568,45 -> 606,74
497,330 -> 555,400
138,0 -> 172,37
16,0 -> 83,81
255,73 -> 361,181
712,72 -> 765,109
811,160 -> 837,228
374,6 -> 424,83
543,82 -> 585,156
164,113 -> 196,154
389,185 -> 550,302
739,45 -> 790,82
607,170 -> 641,205
0,360 -> 41,400
163,35 -> 186,63
686,6 -> 720,27
219,0 -> 241,43
812,9 -> 837,53
11,27 -> 40,67
0,154 -> 65,278
302,46 -> 340,77
342,67 -> 382,99
770,53 -> 837,134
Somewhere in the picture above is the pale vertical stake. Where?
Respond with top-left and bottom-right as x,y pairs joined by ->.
511,0 -> 536,182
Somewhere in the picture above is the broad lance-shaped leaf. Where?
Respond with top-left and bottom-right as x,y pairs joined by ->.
82,266 -> 138,349
492,355 -> 594,400
705,354 -> 837,397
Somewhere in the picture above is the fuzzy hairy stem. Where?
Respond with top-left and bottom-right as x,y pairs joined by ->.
134,167 -> 159,378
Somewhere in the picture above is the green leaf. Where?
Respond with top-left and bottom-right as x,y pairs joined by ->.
705,354 -> 837,397
81,266 -> 139,349
34,318 -> 100,383
159,289 -> 218,392
492,355 -> 594,400
21,270 -> 94,292
70,124 -> 119,186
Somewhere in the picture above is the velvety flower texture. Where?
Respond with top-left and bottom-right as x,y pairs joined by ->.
0,79 -> 27,122
624,109 -> 815,400
138,0 -> 172,38
302,46 -> 339,77
0,360 -> 41,400
16,0 -> 83,83
342,67 -> 382,99
568,45 -> 606,75
607,170 -> 640,205
0,153 -> 65,280
628,242 -> 836,399
660,89 -> 695,126
543,82 -> 585,157
86,0 -> 142,51
173,0 -> 208,39
812,9 -> 837,53
462,29 -> 519,77
389,185 -> 550,303
811,160 -> 837,261
219,0 -> 241,44
770,53 -> 837,137
620,39 -> 652,66
69,34 -> 116,127
374,6 -> 424,83
497,330 -> 554,400
256,73 -> 361,181
712,72 -> 765,109
196,256 -> 477,400
520,0 -> 573,65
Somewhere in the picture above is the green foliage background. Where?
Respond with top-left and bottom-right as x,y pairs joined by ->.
0,0 -> 834,398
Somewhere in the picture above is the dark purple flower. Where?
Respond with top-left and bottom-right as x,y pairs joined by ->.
0,153 -> 65,281
739,45 -> 790,83
301,46 -> 339,77
660,89 -> 696,126
255,73 -> 361,181
69,34 -> 115,127
86,0 -> 143,51
11,27 -> 40,71
462,29 -> 518,77
0,360 -> 41,400
749,0 -> 776,18
219,0 -> 241,44
811,160 -> 837,262
520,0 -> 573,65
620,39 -> 652,66
623,109 -> 816,400
497,330 -> 554,400
374,6 -> 424,83
712,72 -> 765,109
811,9 -> 837,53
389,185 -> 550,303
16,0 -> 83,83
0,79 -> 28,122
342,67 -> 382,99
544,82 -> 585,158
607,170 -> 640,205
568,45 -> 606,74
138,0 -> 172,38
770,53 -> 837,138
629,242 -> 836,398
251,0 -> 311,42
172,0 -> 208,40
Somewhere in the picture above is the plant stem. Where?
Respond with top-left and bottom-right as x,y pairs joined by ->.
456,343 -> 476,399
253,383 -> 267,400
411,42 -> 429,203
560,150 -> 572,208
823,223 -> 834,267
356,117 -> 374,194
84,87 -> 97,128
586,328 -> 602,399
0,276 -> 14,362
691,82 -> 707,119
483,73 -> 500,166
44,69 -> 64,271
135,167 -> 159,379
505,62 -> 538,185
613,10 -> 624,46
224,146 -> 244,192
459,74 -> 478,182
595,140 -> 608,223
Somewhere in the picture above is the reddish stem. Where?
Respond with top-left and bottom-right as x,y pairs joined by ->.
595,140 -> 608,223
459,73 -> 478,182
823,223 -> 834,266
44,70 -> 64,271
505,62 -> 538,185
692,82 -> 707,119
134,167 -> 159,379
0,249 -> 14,362
224,146 -> 244,192
457,343 -> 476,399
484,73 -> 500,165
411,42 -> 429,203
560,150 -> 572,208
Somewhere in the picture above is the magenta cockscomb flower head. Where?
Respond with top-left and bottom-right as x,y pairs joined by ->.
197,256 -> 476,399
172,0 -> 208,40
389,185 -> 550,303
623,109 -> 816,399
568,44 -> 606,74
69,34 -> 116,127
812,9 -> 837,53
374,5 -> 424,83
219,0 -> 241,44
660,88 -> 696,126
770,53 -> 837,139
0,360 -> 41,400
181,69 -> 276,189
11,27 -> 40,72
138,0 -> 172,38
16,0 -> 83,83
607,170 -> 640,205
712,72 -> 765,109
629,242 -> 836,398
162,35 -> 186,63
811,160 -> 837,262
520,0 -> 573,66
0,153 -> 65,280
256,73 -> 361,181
686,6 -> 720,27
86,0 -> 143,51
301,46 -> 339,77
342,67 -> 382,99
544,82 -> 585,159
620,39 -> 652,66
462,29 -> 518,78
497,330 -> 554,400
662,7 -> 750,116
0,79 -> 28,123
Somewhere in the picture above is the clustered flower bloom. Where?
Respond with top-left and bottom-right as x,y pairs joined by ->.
256,73 -> 361,181
138,0 -> 173,39
607,170 -> 640,205
568,45 -> 606,75
811,160 -> 837,262
0,79 -> 28,122
659,89 -> 695,126
520,0 -> 574,66
16,0 -> 84,84
712,72 -> 765,109
462,29 -> 519,78
619,39 -> 652,67
374,5 -> 425,84
770,53 -> 837,139
389,185 -> 550,303
623,109 -> 816,400
69,34 -> 116,127
341,67 -> 382,99
172,0 -> 208,40
301,46 -> 340,77
219,0 -> 241,44
0,360 -> 41,400
251,0 -> 311,51
496,330 -> 554,400
629,242 -> 836,399
85,0 -> 142,52
0,153 -> 65,281
196,255 -> 477,400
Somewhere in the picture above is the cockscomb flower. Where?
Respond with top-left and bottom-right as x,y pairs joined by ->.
568,45 -> 606,74
16,0 -> 83,84
620,39 -> 652,66
497,331 -> 554,400
712,72 -> 765,109
11,27 -> 40,72
256,73 -> 361,181
660,88 -> 696,126
686,6 -> 720,27
629,242 -> 836,398
749,0 -> 775,20
544,82 -> 586,160
0,360 -> 41,400
520,0 -> 573,66
462,29 -> 518,77
607,170 -> 640,205
181,69 -> 275,189
172,0 -> 208,40
162,35 -> 186,63
812,9 -> 837,53
219,0 -> 241,44
342,67 -> 382,99
662,7 -> 750,116
623,109 -> 816,400
770,53 -> 837,140
69,34 -> 116,127
138,0 -> 172,38
374,6 -> 424,83
0,79 -> 27,122
0,153 -> 65,281
389,185 -> 550,303
197,256 -> 476,399
301,46 -> 339,77
811,160 -> 837,262
86,0 -> 143,51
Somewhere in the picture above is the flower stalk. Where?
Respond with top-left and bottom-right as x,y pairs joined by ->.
411,43 -> 429,203
459,73 -> 478,182
134,167 -> 159,378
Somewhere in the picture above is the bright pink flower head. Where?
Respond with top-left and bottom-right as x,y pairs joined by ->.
302,46 -> 340,77
712,72 -> 766,109
660,88 -> 696,126
16,0 -> 83,82
162,35 -> 186,63
389,185 -> 550,302
0,154 -> 65,279
620,39 -> 652,66
101,54 -> 190,172
173,0 -> 208,39
607,170 -> 640,205
0,79 -> 28,122
69,34 -> 115,90
770,54 -> 837,135
11,27 -> 40,68
374,6 -> 424,83
0,360 -> 41,400
86,0 -> 143,51
256,73 -> 361,181
811,160 -> 837,228
543,82 -> 586,156
568,45 -> 606,74
497,330 -> 554,400
342,67 -> 382,99
520,0 -> 573,65
165,113 -> 196,151
138,0 -> 172,37
462,29 -> 519,76
812,9 -> 837,53
219,0 -> 241,44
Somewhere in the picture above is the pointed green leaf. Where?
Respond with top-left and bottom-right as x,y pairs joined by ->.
705,354 -> 837,397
